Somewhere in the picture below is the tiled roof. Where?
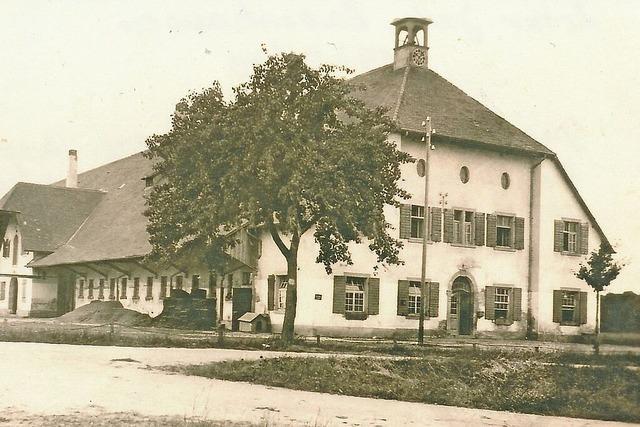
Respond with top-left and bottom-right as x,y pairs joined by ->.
29,152 -> 153,266
349,64 -> 554,155
0,183 -> 104,252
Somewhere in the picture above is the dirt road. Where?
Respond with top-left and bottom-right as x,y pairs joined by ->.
0,342 -> 631,426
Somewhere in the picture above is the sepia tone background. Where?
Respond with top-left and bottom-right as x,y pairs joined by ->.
0,0 -> 637,292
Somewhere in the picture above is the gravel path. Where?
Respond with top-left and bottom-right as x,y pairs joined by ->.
0,341 -> 633,426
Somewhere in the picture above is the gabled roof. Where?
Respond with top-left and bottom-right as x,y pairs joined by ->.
349,64 -> 554,155
0,183 -> 104,252
30,152 -> 154,267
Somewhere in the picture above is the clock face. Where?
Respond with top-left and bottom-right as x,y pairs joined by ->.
412,49 -> 426,66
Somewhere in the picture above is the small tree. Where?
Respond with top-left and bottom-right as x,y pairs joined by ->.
145,52 -> 412,343
575,243 -> 623,354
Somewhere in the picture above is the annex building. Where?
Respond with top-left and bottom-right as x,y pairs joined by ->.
0,18 -> 609,338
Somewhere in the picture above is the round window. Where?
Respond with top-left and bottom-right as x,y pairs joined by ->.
459,166 -> 469,183
416,159 -> 426,177
501,172 -> 510,189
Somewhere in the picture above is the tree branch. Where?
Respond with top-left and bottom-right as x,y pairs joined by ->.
268,220 -> 291,258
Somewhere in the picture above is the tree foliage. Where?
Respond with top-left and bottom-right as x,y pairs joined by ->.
144,52 -> 412,339
575,243 -> 623,292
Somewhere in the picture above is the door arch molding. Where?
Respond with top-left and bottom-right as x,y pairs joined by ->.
446,271 -> 478,335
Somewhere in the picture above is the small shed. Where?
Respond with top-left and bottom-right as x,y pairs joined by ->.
237,312 -> 270,333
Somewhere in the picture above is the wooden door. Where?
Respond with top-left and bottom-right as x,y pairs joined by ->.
458,291 -> 473,335
231,288 -> 252,331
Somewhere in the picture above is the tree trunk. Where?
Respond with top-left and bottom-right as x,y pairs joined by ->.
281,236 -> 299,344
594,290 -> 600,355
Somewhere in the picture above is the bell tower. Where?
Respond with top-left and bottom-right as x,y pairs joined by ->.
391,17 -> 433,70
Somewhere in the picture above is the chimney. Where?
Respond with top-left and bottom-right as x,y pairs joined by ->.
66,149 -> 78,188
391,17 -> 433,70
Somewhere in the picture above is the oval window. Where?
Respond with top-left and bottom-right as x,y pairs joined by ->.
459,166 -> 469,183
416,159 -> 426,177
501,172 -> 510,189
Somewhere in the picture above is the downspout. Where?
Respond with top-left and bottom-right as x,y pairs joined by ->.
527,156 -> 546,340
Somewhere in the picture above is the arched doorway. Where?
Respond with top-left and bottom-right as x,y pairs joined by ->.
450,276 -> 474,335
8,277 -> 18,314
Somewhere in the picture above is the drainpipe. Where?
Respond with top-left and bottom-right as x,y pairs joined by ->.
527,156 -> 546,340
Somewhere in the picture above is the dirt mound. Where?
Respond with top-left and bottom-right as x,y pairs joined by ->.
57,301 -> 153,327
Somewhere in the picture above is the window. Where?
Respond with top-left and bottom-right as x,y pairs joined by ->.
494,287 -> 509,319
496,215 -> 513,247
133,278 -> 140,299
191,274 -> 200,292
416,159 -> 426,177
120,278 -> 127,299
78,279 -> 85,299
160,276 -> 168,299
453,210 -> 474,245
408,281 -> 422,315
563,221 -> 578,253
109,278 -> 116,300
175,275 -> 183,290
561,291 -> 577,324
277,275 -> 288,310
87,279 -> 94,300
501,172 -> 510,189
345,277 -> 365,313
2,239 -> 9,258
98,279 -> 105,300
450,294 -> 458,315
0,282 -> 5,300
12,235 -> 18,266
242,272 -> 251,285
410,205 -> 425,238
459,166 -> 469,183
146,277 -> 154,300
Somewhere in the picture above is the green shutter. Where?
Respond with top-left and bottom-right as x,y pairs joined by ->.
368,278 -> 380,315
429,282 -> 439,317
442,209 -> 454,243
430,207 -> 442,242
553,290 -> 562,323
486,214 -> 497,247
333,276 -> 346,314
514,217 -> 525,250
267,275 -> 275,310
399,204 -> 411,239
580,223 -> 589,255
513,287 -> 522,321
553,220 -> 564,252
485,286 -> 495,320
397,280 -> 409,316
579,291 -> 588,324
474,212 -> 485,246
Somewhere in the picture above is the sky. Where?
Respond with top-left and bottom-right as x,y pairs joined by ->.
0,1 -> 638,292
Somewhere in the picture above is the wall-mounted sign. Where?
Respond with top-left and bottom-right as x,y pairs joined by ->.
314,294 -> 322,300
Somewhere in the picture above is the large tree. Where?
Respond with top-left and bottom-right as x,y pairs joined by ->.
145,53 -> 412,342
575,243 -> 623,354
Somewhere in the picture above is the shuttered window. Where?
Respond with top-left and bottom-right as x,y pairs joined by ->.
554,220 -> 589,255
87,279 -> 94,300
452,210 -> 474,245
109,278 -> 116,300
487,214 -> 524,250
78,279 -> 85,299
98,279 -> 105,300
410,205 -> 425,238
496,215 -> 513,247
160,276 -> 168,299
430,207 -> 442,242
553,290 -> 588,325
146,277 -> 154,300
397,280 -> 439,317
333,275 -> 379,317
401,205 -> 442,242
1,239 -> 9,258
120,278 -> 128,299
485,286 -> 522,324
133,278 -> 140,299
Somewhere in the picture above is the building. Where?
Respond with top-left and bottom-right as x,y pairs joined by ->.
0,17 -> 609,339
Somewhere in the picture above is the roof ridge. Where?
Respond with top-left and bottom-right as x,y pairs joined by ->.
425,67 -> 555,155
50,150 -> 148,187
392,66 -> 411,122
348,63 -> 393,81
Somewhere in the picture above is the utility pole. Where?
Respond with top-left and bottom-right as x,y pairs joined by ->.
419,117 -> 435,345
